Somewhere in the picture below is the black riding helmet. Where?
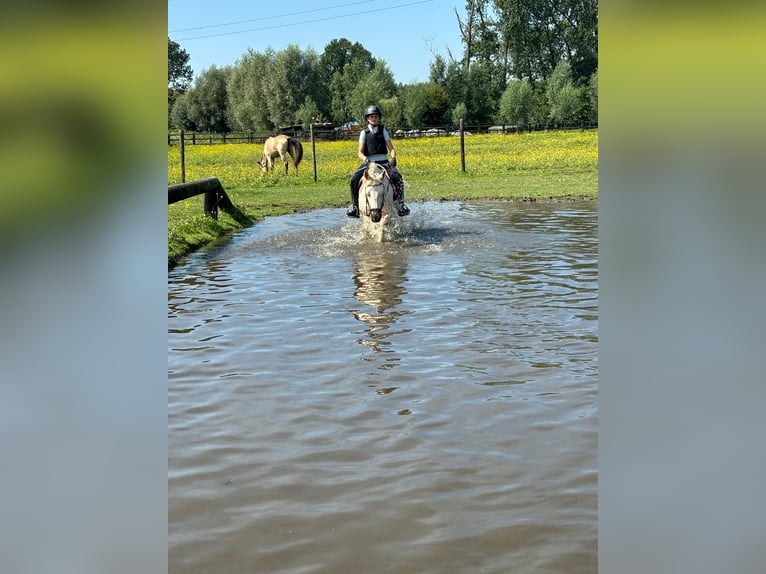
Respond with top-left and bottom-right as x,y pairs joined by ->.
364,104 -> 382,118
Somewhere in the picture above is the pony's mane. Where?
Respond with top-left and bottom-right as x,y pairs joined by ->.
363,162 -> 388,184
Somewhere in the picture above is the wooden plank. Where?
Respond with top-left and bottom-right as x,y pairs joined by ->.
168,177 -> 222,204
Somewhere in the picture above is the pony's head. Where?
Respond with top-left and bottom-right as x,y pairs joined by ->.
362,163 -> 390,223
257,154 -> 269,173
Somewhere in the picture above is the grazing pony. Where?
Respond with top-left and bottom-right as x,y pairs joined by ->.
257,134 -> 303,175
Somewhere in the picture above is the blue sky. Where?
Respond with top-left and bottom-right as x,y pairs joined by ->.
168,0 -> 465,85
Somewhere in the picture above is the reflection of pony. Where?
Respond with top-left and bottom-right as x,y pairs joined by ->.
257,134 -> 303,174
351,246 -> 409,361
358,162 -> 401,242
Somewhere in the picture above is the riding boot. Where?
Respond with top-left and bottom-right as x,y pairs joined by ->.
347,187 -> 360,218
389,170 -> 408,216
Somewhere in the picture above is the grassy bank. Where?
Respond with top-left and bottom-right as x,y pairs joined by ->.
168,130 -> 598,269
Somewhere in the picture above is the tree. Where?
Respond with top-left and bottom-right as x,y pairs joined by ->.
546,60 -> 584,125
168,37 -> 193,90
170,92 -> 195,131
586,70 -> 597,123
379,96 -> 404,130
463,61 -> 501,124
168,37 -> 194,127
320,38 -> 375,80
551,83 -> 584,125
296,96 -> 321,129
187,65 -> 231,133
327,47 -> 378,123
497,77 -> 533,126
262,45 -> 321,128
402,83 -> 428,126
320,39 -> 376,123
492,0 -> 598,83
227,49 -> 273,134
429,55 -> 447,84
452,102 -> 468,125
442,60 -> 469,119
423,83 -> 450,125
348,61 -> 397,123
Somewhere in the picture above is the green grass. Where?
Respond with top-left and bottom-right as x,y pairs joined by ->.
168,130 -> 598,269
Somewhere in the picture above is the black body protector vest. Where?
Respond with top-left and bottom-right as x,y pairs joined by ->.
364,125 -> 388,157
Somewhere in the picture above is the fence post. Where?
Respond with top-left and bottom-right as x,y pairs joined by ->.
459,119 -> 466,173
180,130 -> 186,183
204,187 -> 219,219
310,123 -> 318,182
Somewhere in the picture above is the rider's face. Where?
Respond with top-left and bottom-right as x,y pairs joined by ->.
367,114 -> 380,124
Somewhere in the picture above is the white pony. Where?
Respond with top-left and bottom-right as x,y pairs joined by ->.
357,162 -> 402,242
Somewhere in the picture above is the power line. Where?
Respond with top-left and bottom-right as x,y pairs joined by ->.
175,0 -> 434,41
170,0 -> 377,33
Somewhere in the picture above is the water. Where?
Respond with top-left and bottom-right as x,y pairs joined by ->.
168,200 -> 598,573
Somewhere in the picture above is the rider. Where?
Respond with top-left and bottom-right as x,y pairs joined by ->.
347,104 -> 409,218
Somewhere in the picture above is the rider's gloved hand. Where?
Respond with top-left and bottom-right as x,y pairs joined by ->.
390,157 -> 397,168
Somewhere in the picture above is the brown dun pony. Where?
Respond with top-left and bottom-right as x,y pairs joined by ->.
257,134 -> 303,175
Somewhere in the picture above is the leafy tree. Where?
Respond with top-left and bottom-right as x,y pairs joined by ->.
429,55 -> 447,84
466,0 -> 599,85
463,61 -> 501,124
423,83 -> 450,125
546,61 -> 584,125
497,77 -> 533,126
452,102 -> 468,125
349,61 -> 397,122
170,92 -> 196,131
328,55 -> 377,123
379,96 -> 404,130
586,70 -> 597,123
168,37 -> 193,90
168,37 -> 194,127
227,49 -> 273,134
561,0 -> 599,83
442,60 -> 469,118
320,38 -> 375,80
319,38 -> 376,122
551,83 -> 584,125
296,96 -> 321,129
262,45 -> 321,128
187,65 -> 231,133
529,82 -> 551,126
402,83 -> 428,126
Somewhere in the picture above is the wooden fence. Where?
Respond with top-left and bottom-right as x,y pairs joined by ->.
168,177 -> 236,220
167,122 -> 598,146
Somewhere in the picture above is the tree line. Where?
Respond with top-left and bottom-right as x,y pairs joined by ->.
168,0 -> 597,135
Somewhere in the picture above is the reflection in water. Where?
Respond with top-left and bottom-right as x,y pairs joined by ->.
351,247 -> 410,365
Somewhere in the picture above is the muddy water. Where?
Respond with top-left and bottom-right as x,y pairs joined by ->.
168,201 -> 597,573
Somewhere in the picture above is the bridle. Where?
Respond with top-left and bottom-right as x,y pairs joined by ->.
361,163 -> 390,223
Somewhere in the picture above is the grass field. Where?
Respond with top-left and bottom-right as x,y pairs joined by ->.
168,129 -> 598,269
